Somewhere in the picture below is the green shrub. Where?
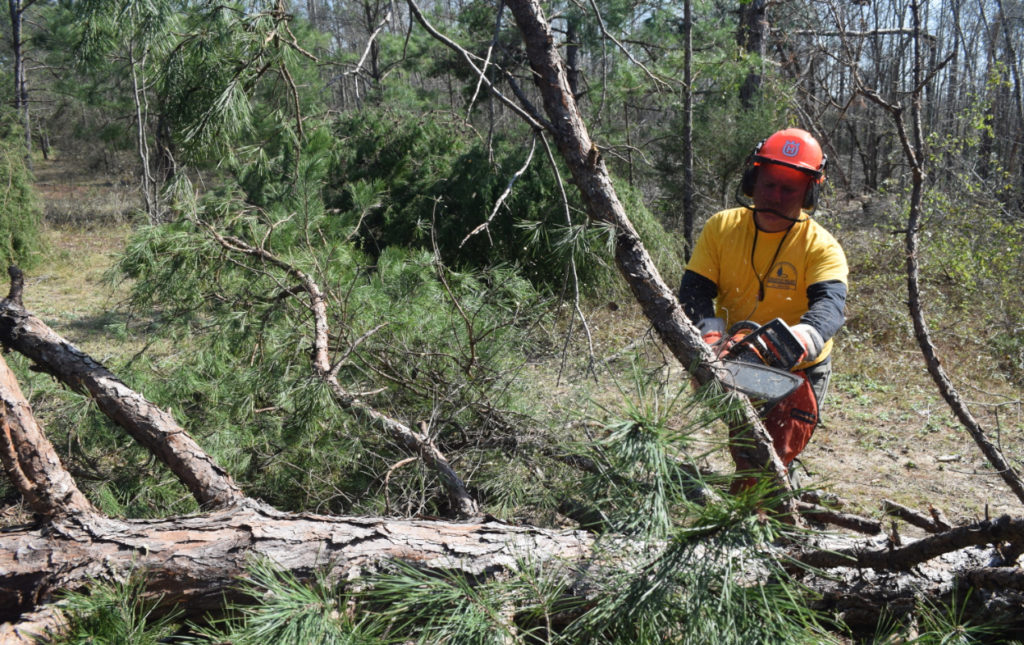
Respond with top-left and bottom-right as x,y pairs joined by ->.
115,183 -> 552,515
325,107 -> 682,293
0,108 -> 44,269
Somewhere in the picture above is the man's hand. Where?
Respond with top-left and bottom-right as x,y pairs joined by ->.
791,323 -> 824,363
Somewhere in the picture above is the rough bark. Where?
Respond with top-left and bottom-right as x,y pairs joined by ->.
0,269 -> 245,509
1,499 -> 1021,637
0,354 -> 95,518
797,524 -> 1024,632
0,500 -> 593,625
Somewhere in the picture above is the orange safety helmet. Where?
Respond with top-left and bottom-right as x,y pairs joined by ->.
752,128 -> 826,180
740,128 -> 827,208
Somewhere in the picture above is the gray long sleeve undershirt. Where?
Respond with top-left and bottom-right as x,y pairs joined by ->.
677,270 -> 847,341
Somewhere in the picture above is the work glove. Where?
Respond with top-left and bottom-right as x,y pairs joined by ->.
790,323 -> 824,364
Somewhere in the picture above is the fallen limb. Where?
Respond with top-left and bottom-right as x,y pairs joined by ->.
796,501 -> 882,535
0,354 -> 95,518
882,498 -> 952,533
0,267 -> 244,509
796,514 -> 1024,570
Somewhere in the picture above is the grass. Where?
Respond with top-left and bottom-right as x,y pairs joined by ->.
33,154 -> 142,227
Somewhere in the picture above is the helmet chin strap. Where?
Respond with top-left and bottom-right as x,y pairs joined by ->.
752,207 -> 807,223
734,185 -> 814,223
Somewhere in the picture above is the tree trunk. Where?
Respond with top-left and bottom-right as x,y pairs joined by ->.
681,0 -> 695,259
0,501 -> 594,624
8,0 -> 33,160
1,495 -> 1021,639
737,0 -> 767,107
1,275 -> 1023,638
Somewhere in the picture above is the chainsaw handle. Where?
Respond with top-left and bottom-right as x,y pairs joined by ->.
727,320 -> 760,336
722,318 -> 805,370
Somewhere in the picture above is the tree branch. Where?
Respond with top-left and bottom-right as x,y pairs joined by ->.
796,514 -> 1024,571
501,0 -> 799,517
849,0 -> 1024,508
0,286 -> 245,509
0,354 -> 95,519
198,224 -> 480,518
405,0 -> 549,131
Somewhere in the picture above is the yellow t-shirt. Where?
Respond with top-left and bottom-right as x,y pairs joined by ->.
686,207 -> 848,368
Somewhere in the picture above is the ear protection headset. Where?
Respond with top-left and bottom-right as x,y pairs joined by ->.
739,129 -> 827,210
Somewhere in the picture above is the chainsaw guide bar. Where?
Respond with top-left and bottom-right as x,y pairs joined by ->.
716,318 -> 807,406
719,360 -> 803,407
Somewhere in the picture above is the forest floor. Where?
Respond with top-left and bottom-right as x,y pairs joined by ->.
23,156 -> 1024,533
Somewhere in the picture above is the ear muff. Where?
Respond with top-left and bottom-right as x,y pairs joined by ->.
739,136 -> 768,198
802,153 -> 827,209
740,164 -> 758,197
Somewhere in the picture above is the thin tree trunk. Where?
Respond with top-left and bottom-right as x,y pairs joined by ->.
854,0 -> 1024,507
8,0 -> 33,160
903,0 -> 1024,506
681,0 -> 695,258
737,0 -> 767,107
129,43 -> 161,222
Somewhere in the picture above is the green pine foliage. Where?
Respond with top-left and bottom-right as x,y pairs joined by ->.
57,575 -> 182,645
326,106 -> 682,292
0,109 -> 43,269
182,559 -> 386,644
112,123 -> 555,515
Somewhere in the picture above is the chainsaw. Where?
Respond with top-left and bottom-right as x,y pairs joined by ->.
716,318 -> 805,408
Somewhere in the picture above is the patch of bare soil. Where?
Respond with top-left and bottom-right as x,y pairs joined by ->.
812,356 -> 1023,523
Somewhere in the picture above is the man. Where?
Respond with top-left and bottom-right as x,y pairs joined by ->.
678,128 -> 848,486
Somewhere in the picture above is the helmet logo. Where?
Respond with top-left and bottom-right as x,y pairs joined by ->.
782,140 -> 800,157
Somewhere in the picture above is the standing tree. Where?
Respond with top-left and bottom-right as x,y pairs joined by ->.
6,0 -> 38,159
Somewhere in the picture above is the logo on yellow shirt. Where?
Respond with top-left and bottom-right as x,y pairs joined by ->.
766,261 -> 797,291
